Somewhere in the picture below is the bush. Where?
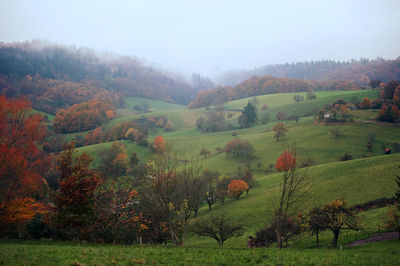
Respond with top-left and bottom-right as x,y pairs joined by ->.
299,157 -> 316,168
393,143 -> 400,153
306,92 -> 317,100
253,225 -> 276,247
340,152 -> 353,161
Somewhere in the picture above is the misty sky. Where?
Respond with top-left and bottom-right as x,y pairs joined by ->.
0,0 -> 399,76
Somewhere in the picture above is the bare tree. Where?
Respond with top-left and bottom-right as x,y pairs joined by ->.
147,154 -> 204,245
274,144 -> 310,248
191,214 -> 245,246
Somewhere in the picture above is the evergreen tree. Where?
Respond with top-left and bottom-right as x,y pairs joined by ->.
239,102 -> 258,128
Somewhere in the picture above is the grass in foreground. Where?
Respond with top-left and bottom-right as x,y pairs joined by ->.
0,239 -> 399,265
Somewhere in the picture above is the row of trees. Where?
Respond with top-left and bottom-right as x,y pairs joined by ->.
189,75 -> 360,108
216,58 -> 400,87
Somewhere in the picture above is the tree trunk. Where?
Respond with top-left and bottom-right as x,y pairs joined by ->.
316,231 -> 319,248
332,230 -> 340,247
194,208 -> 198,217
219,239 -> 223,246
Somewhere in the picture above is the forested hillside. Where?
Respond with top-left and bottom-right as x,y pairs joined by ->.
0,40 -> 214,112
217,58 -> 400,87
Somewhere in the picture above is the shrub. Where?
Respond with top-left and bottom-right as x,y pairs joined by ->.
340,152 -> 353,161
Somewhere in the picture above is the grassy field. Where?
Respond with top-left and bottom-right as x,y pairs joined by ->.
185,153 -> 400,248
1,239 -> 399,265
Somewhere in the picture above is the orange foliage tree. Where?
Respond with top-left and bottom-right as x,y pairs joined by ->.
153,136 -> 165,153
228,179 -> 249,200
359,97 -> 373,109
0,95 -> 48,235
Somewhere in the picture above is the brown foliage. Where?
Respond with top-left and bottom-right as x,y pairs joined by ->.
53,99 -> 115,133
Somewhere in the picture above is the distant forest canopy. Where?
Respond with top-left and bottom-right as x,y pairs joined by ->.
188,76 -> 361,109
0,40 -> 214,113
216,58 -> 400,87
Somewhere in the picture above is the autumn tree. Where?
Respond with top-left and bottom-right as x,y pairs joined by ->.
378,104 -> 400,122
0,96 -> 48,236
53,142 -> 101,240
191,214 -> 245,246
98,141 -> 129,178
274,146 -> 309,248
94,176 -> 149,243
228,179 -> 249,200
360,97 -> 373,109
273,123 -> 288,141
153,135 -> 166,153
145,154 -> 203,245
322,199 -> 360,246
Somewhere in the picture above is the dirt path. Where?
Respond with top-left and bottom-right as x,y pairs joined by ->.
345,232 -> 398,247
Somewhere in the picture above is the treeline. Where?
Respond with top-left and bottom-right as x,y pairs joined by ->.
0,40 -> 214,107
189,76 -> 360,108
216,58 -> 400,87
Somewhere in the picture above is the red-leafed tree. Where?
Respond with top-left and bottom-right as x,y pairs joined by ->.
53,142 -> 101,240
153,136 -> 165,153
228,179 -> 249,200
275,151 -> 296,172
0,95 -> 48,236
